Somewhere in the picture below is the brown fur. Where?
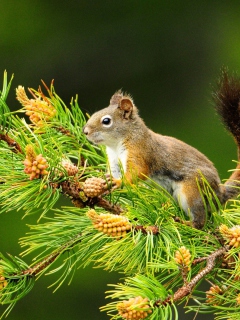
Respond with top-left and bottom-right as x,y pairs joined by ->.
83,70 -> 240,228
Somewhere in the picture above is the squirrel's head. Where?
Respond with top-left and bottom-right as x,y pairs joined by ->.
83,90 -> 139,147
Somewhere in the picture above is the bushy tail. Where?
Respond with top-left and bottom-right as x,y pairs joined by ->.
213,68 -> 240,202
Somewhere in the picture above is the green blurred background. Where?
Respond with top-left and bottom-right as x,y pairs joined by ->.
1,1 -> 240,319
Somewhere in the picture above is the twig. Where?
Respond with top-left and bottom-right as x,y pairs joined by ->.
96,197 -> 124,215
54,126 -> 72,136
173,246 -> 227,301
21,232 -> 82,276
192,256 -> 208,265
0,133 -> 22,153
134,225 -> 159,235
154,246 -> 228,307
59,179 -> 124,215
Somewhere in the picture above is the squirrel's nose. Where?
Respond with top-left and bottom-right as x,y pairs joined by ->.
82,125 -> 89,135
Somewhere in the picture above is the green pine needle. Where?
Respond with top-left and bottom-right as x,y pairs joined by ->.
1,71 -> 240,319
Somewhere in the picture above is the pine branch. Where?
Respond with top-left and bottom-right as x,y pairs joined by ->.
59,178 -> 124,214
155,246 -> 227,306
21,232 -> 82,277
1,71 -> 240,320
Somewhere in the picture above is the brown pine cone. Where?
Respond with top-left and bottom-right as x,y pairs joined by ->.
61,159 -> 79,176
83,177 -> 106,198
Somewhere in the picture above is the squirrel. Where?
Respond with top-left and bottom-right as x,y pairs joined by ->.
83,69 -> 240,229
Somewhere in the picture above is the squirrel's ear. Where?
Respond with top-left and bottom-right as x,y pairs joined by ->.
119,98 -> 134,119
110,90 -> 123,105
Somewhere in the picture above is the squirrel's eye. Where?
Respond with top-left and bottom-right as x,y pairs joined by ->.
101,115 -> 112,127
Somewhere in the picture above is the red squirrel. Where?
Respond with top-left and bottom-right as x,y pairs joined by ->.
83,70 -> 240,228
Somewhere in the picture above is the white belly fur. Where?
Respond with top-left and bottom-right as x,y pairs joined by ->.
153,176 -> 192,219
106,147 -> 192,219
172,182 -> 192,219
106,143 -> 128,179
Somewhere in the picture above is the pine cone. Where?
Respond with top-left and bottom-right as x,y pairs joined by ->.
61,159 -> 79,176
219,224 -> 240,248
87,209 -> 132,237
24,146 -> 48,180
117,296 -> 152,320
174,246 -> 191,270
0,275 -> 7,290
83,177 -> 106,198
16,86 -> 56,126
206,285 -> 223,305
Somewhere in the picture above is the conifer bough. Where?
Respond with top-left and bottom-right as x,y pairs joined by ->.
0,71 -> 240,319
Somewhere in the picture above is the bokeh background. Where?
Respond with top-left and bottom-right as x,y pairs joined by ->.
1,1 -> 240,319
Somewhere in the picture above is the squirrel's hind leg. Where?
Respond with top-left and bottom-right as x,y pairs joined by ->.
173,181 -> 207,229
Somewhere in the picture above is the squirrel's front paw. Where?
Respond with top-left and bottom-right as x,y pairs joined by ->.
104,174 -> 122,191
